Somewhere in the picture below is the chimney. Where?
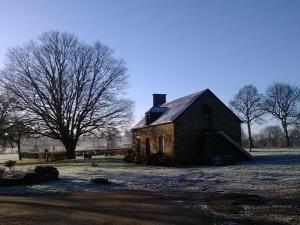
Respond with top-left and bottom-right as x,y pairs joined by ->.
153,94 -> 166,107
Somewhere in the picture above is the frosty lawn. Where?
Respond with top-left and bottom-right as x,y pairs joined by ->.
0,149 -> 299,195
0,149 -> 299,225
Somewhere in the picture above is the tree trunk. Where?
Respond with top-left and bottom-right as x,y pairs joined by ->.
63,139 -> 77,159
247,121 -> 254,152
282,121 -> 291,147
17,138 -> 22,161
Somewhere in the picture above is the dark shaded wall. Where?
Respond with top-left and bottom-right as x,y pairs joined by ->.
174,91 -> 242,164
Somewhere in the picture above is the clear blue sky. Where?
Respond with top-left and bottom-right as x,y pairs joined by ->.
0,0 -> 299,132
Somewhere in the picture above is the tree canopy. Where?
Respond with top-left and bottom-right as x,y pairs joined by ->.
263,83 -> 300,147
1,31 -> 133,158
229,84 -> 265,150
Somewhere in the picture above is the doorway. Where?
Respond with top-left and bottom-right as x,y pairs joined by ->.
158,136 -> 164,153
146,138 -> 150,158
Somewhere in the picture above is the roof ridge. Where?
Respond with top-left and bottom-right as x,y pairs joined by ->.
161,90 -> 206,121
162,90 -> 206,106
132,89 -> 208,129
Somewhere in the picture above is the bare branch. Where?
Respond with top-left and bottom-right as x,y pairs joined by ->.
262,82 -> 300,147
0,31 -> 133,158
229,84 -> 265,150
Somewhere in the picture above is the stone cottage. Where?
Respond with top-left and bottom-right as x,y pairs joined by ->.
131,89 -> 251,165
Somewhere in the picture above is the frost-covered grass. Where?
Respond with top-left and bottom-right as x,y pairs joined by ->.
0,153 -> 19,163
0,149 -> 299,195
0,150 -> 299,224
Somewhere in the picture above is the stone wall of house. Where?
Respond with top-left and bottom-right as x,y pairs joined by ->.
132,123 -> 174,160
174,91 -> 242,164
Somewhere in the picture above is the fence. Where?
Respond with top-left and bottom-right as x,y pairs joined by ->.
75,148 -> 132,157
20,147 -> 132,161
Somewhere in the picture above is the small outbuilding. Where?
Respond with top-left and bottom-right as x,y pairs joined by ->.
132,89 -> 251,165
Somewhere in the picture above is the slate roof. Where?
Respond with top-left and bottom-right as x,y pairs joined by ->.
132,90 -> 206,129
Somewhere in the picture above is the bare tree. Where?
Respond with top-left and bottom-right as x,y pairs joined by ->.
0,94 -> 12,136
289,127 -> 300,147
0,93 -> 14,151
0,93 -> 33,159
105,127 -> 121,149
296,113 -> 300,129
5,114 -> 32,160
240,128 -> 249,148
123,129 -> 132,147
259,125 -> 284,147
1,31 -> 133,159
263,83 -> 300,147
230,84 -> 265,151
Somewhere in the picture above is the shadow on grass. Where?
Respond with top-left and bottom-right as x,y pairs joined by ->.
0,177 -> 126,195
0,191 -> 216,225
246,154 -> 300,165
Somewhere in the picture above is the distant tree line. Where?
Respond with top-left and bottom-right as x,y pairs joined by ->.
230,83 -> 300,150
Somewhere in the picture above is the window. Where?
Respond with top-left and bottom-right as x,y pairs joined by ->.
137,139 -> 141,157
158,136 -> 164,153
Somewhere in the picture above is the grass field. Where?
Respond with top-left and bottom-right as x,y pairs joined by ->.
0,149 -> 299,225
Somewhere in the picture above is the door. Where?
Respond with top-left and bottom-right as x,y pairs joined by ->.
137,139 -> 141,158
146,138 -> 150,158
158,136 -> 164,153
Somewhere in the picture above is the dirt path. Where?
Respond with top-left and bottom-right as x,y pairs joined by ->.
0,190 -> 215,225
0,190 -> 296,225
